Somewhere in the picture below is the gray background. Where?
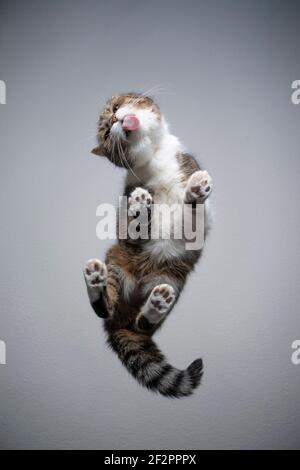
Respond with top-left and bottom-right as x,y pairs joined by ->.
0,0 -> 300,450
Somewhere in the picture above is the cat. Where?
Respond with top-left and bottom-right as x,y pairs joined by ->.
84,93 -> 213,398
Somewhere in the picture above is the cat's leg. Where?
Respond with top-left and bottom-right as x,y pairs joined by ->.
135,284 -> 177,332
184,170 -> 213,204
83,259 -> 119,319
184,170 -> 213,238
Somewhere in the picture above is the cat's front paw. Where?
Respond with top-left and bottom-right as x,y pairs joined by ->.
128,187 -> 152,217
185,170 -> 213,203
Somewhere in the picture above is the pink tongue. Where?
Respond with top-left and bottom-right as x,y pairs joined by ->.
122,115 -> 140,131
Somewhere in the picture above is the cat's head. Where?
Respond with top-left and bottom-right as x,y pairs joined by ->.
92,93 -> 166,168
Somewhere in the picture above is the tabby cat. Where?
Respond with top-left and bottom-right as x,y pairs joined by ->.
84,93 -> 213,398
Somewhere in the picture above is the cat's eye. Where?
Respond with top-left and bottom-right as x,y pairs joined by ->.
112,104 -> 119,113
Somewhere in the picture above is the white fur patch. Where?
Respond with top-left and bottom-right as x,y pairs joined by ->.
126,130 -> 188,261
112,103 -> 212,261
118,269 -> 136,302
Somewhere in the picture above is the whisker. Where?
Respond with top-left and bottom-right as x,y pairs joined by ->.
75,133 -> 99,145
138,83 -> 174,99
116,134 -> 141,183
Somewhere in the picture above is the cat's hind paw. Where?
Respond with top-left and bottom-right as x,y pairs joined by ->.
150,284 -> 176,313
146,284 -> 176,321
84,258 -> 107,287
136,284 -> 176,332
84,259 -> 107,303
185,170 -> 212,203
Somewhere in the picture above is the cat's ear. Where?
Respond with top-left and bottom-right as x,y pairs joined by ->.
91,145 -> 103,156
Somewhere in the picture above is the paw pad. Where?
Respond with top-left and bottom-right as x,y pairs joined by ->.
84,259 -> 107,288
186,170 -> 213,202
150,284 -> 176,313
128,187 -> 152,217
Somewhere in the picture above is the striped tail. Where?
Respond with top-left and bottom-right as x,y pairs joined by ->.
108,329 -> 203,398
